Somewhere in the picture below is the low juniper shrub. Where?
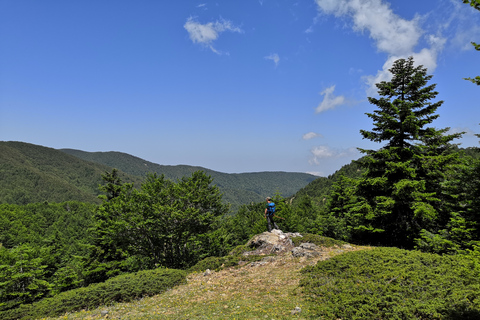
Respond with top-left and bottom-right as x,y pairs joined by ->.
300,247 -> 480,320
0,268 -> 187,320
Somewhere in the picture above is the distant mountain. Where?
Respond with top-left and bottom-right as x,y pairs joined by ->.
60,148 -> 317,210
0,141 -> 142,205
0,141 -> 317,211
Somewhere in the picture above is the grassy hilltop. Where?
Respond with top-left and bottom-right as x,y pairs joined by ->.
3,234 -> 479,320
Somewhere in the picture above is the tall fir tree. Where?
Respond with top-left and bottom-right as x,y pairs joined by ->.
350,57 -> 462,248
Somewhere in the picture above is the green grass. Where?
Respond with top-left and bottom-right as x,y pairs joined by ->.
6,238 -> 480,320
34,241 -> 362,320
291,233 -> 346,247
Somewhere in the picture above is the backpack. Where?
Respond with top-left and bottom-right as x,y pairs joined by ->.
267,202 -> 276,216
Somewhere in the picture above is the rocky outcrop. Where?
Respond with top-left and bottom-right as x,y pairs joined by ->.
243,229 -> 301,256
291,242 -> 323,258
242,229 -> 348,259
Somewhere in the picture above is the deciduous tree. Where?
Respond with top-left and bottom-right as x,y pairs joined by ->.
89,171 -> 228,276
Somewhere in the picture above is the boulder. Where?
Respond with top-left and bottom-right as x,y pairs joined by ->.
242,230 -> 345,261
291,243 -> 323,258
243,230 -> 301,256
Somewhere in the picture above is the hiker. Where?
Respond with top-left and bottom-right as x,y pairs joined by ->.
265,197 -> 279,232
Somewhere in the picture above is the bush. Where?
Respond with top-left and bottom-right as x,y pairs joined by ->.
0,268 -> 187,320
188,244 -> 273,273
291,233 -> 345,248
300,247 -> 480,319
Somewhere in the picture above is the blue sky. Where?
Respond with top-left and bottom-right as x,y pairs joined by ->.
1,0 -> 479,176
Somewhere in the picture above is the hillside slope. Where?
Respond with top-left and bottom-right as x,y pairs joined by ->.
0,142 -> 142,204
0,141 -> 316,209
40,232 -> 362,319
290,160 -> 364,207
60,148 -> 317,208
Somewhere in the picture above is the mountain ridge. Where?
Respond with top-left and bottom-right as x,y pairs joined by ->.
59,148 -> 317,210
0,141 -> 317,210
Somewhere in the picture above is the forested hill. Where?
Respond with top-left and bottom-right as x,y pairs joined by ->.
60,148 -> 317,209
0,141 -> 317,209
290,160 -> 364,207
0,141 -> 143,204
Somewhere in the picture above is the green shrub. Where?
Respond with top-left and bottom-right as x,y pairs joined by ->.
188,256 -> 228,272
291,233 -> 345,248
229,244 -> 249,256
300,247 -> 480,319
0,268 -> 187,320
188,251 -> 270,273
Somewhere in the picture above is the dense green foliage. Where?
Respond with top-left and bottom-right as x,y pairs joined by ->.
0,202 -> 96,309
84,171 -> 229,282
326,57 -> 466,250
0,201 -> 95,250
300,247 -> 480,319
0,268 -> 186,320
291,160 -> 363,208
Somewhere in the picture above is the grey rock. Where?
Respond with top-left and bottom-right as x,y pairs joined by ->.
291,306 -> 302,315
204,269 -> 213,276
299,242 -> 317,250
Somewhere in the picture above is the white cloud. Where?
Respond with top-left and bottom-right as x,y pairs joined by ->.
315,85 -> 346,113
363,35 -> 446,96
315,0 -> 447,95
306,171 -> 324,176
303,132 -> 323,140
449,127 -> 473,136
309,145 -> 358,165
196,3 -> 206,8
265,53 -> 280,67
184,17 -> 243,54
316,0 -> 421,55
444,0 -> 480,51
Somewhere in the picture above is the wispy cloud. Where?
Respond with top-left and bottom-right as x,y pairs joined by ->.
309,145 -> 358,165
442,0 -> 480,51
265,53 -> 280,67
303,132 -> 322,140
314,0 -> 446,95
306,171 -> 324,176
315,85 -> 346,113
448,127 -> 473,136
184,17 -> 243,54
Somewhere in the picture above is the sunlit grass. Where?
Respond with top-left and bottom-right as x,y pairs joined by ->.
42,245 -> 367,320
